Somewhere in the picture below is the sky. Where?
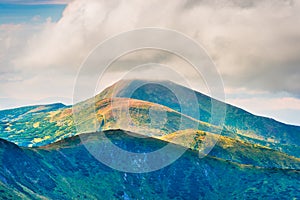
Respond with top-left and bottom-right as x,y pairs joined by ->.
0,0 -> 299,125
0,3 -> 66,24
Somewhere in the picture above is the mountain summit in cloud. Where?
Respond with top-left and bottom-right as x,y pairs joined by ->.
2,0 -> 300,125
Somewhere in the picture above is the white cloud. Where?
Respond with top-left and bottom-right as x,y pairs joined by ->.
0,0 -> 300,124
227,96 -> 300,125
228,97 -> 300,111
12,0 -> 300,94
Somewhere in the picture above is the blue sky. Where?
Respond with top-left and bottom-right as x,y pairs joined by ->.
0,3 -> 66,24
0,0 -> 69,4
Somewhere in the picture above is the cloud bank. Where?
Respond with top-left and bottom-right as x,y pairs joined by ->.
0,0 -> 299,124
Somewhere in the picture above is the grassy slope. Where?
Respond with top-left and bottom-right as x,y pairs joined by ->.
105,80 -> 300,156
0,98 -> 221,147
0,103 -> 74,147
0,80 -> 299,170
0,130 -> 299,199
159,129 -> 300,169
0,102 -> 299,170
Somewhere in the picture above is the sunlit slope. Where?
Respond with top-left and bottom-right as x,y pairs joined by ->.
0,79 -> 299,170
0,130 -> 299,199
0,103 -> 71,146
0,97 -> 216,146
159,129 -> 300,169
2,98 -> 299,169
2,79 -> 299,155
72,98 -> 224,136
101,80 -> 300,156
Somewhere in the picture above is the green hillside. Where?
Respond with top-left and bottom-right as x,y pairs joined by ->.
0,103 -> 74,147
101,80 -> 300,157
0,80 -> 299,170
159,129 -> 300,169
0,98 -> 220,147
0,130 -> 299,199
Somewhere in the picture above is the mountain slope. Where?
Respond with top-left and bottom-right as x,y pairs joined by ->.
0,130 -> 300,199
2,80 -> 299,152
0,80 -> 299,169
0,103 -> 73,146
0,98 -> 221,147
159,129 -> 300,169
1,98 -> 298,169
99,80 -> 300,156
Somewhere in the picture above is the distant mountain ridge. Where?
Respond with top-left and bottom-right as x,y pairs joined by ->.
0,79 -> 299,169
99,80 -> 300,156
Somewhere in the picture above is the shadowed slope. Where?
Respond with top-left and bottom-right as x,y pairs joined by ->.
0,130 -> 300,199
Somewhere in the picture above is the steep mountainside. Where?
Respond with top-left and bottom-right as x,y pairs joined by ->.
99,80 -> 300,156
0,130 -> 299,199
159,129 -> 300,169
0,98 -> 221,147
0,80 -> 299,169
2,80 -> 300,150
